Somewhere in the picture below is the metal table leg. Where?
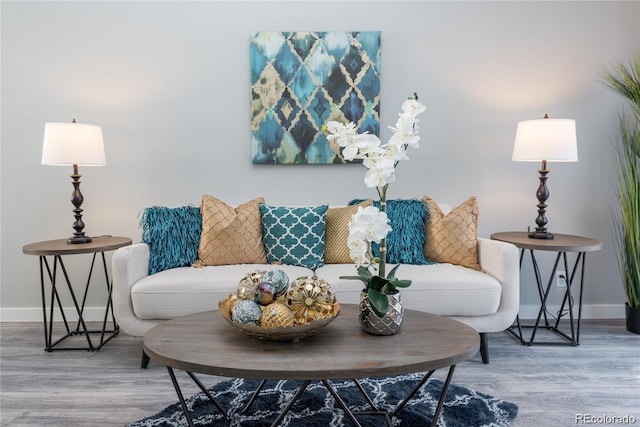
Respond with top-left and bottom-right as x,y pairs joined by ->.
167,367 -> 230,427
508,249 -> 588,346
38,253 -> 120,351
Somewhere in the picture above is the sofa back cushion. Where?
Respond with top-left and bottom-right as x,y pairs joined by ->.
260,204 -> 328,270
324,200 -> 372,264
423,196 -> 480,270
193,195 -> 267,267
140,206 -> 202,274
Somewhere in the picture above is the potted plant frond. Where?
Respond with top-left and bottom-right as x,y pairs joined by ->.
602,55 -> 640,334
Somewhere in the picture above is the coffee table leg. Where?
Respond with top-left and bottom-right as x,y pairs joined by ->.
430,365 -> 456,427
240,379 -> 268,414
269,380 -> 312,427
185,371 -> 229,418
322,380 -> 364,427
390,369 -> 435,416
167,367 -> 196,427
385,367 -> 456,427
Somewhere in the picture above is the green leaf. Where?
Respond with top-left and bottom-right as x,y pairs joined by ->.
339,275 -> 370,287
369,275 -> 389,292
367,288 -> 389,317
387,264 -> 401,280
356,265 -> 373,280
389,279 -> 412,288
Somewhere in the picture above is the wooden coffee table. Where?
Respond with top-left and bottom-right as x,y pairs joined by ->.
143,304 -> 480,427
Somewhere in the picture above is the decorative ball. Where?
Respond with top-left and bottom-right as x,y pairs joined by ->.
286,276 -> 336,325
262,269 -> 290,296
260,302 -> 295,328
231,299 -> 262,324
236,270 -> 266,299
254,282 -> 277,306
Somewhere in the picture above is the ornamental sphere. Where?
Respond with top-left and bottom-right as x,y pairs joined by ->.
231,299 -> 262,324
254,282 -> 277,306
286,276 -> 336,324
236,270 -> 266,299
260,302 -> 295,328
262,269 -> 290,296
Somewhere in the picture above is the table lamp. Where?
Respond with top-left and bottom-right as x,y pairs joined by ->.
512,114 -> 577,239
42,119 -> 105,244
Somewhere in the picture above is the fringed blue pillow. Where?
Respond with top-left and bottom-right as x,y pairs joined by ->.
139,206 -> 202,274
349,198 -> 433,265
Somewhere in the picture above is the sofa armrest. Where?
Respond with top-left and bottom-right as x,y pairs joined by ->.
112,243 -> 151,336
475,237 -> 520,332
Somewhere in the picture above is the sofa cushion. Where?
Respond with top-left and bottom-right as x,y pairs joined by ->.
140,206 -> 202,274
349,198 -> 431,265
423,196 -> 481,270
131,264 -> 314,319
193,195 -> 267,267
315,263 -> 500,316
259,204 -> 329,270
325,200 -> 372,264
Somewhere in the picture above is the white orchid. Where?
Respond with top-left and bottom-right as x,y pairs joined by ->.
326,94 -> 425,317
325,95 -> 425,189
347,236 -> 369,267
349,205 -> 392,243
347,206 -> 392,268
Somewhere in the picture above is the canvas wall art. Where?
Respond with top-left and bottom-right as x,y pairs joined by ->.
250,31 -> 381,164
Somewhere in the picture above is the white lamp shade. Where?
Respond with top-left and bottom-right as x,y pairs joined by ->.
512,118 -> 578,162
42,122 -> 106,166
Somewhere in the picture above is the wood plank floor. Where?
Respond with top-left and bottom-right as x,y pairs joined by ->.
1,319 -> 638,426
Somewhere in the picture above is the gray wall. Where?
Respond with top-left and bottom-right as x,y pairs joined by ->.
2,1 -> 638,321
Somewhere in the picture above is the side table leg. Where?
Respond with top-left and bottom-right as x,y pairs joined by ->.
576,253 -> 587,343
527,253 -> 562,345
58,256 -> 94,350
38,257 -> 51,351
40,256 -> 73,351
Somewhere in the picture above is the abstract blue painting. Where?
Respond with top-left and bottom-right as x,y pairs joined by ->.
250,31 -> 381,164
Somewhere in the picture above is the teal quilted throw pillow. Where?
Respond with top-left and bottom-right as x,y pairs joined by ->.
140,206 -> 202,274
259,204 -> 329,270
349,198 -> 432,265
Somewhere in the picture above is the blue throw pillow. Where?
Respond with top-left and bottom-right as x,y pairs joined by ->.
349,199 -> 433,265
259,204 -> 328,270
139,206 -> 202,274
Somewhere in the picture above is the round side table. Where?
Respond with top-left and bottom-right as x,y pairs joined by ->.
491,232 -> 602,346
23,236 -> 132,351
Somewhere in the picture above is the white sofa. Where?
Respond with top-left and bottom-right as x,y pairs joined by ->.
112,202 -> 519,367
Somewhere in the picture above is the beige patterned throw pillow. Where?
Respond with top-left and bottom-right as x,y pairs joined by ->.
324,200 -> 372,264
193,195 -> 267,267
422,196 -> 481,270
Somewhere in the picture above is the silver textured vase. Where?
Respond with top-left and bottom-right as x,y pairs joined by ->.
359,290 -> 404,335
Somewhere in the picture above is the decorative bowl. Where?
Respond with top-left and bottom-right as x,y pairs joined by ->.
218,295 -> 340,341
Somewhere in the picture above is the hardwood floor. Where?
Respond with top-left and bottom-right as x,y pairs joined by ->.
1,319 -> 638,426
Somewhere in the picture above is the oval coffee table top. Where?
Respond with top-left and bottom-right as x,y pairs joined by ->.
143,304 -> 480,380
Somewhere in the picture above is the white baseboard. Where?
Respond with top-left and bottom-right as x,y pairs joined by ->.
0,304 -> 627,322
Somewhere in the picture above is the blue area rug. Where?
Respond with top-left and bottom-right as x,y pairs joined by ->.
129,372 -> 518,426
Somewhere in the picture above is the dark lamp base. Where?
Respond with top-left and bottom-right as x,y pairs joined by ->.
528,230 -> 554,240
67,235 -> 93,244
